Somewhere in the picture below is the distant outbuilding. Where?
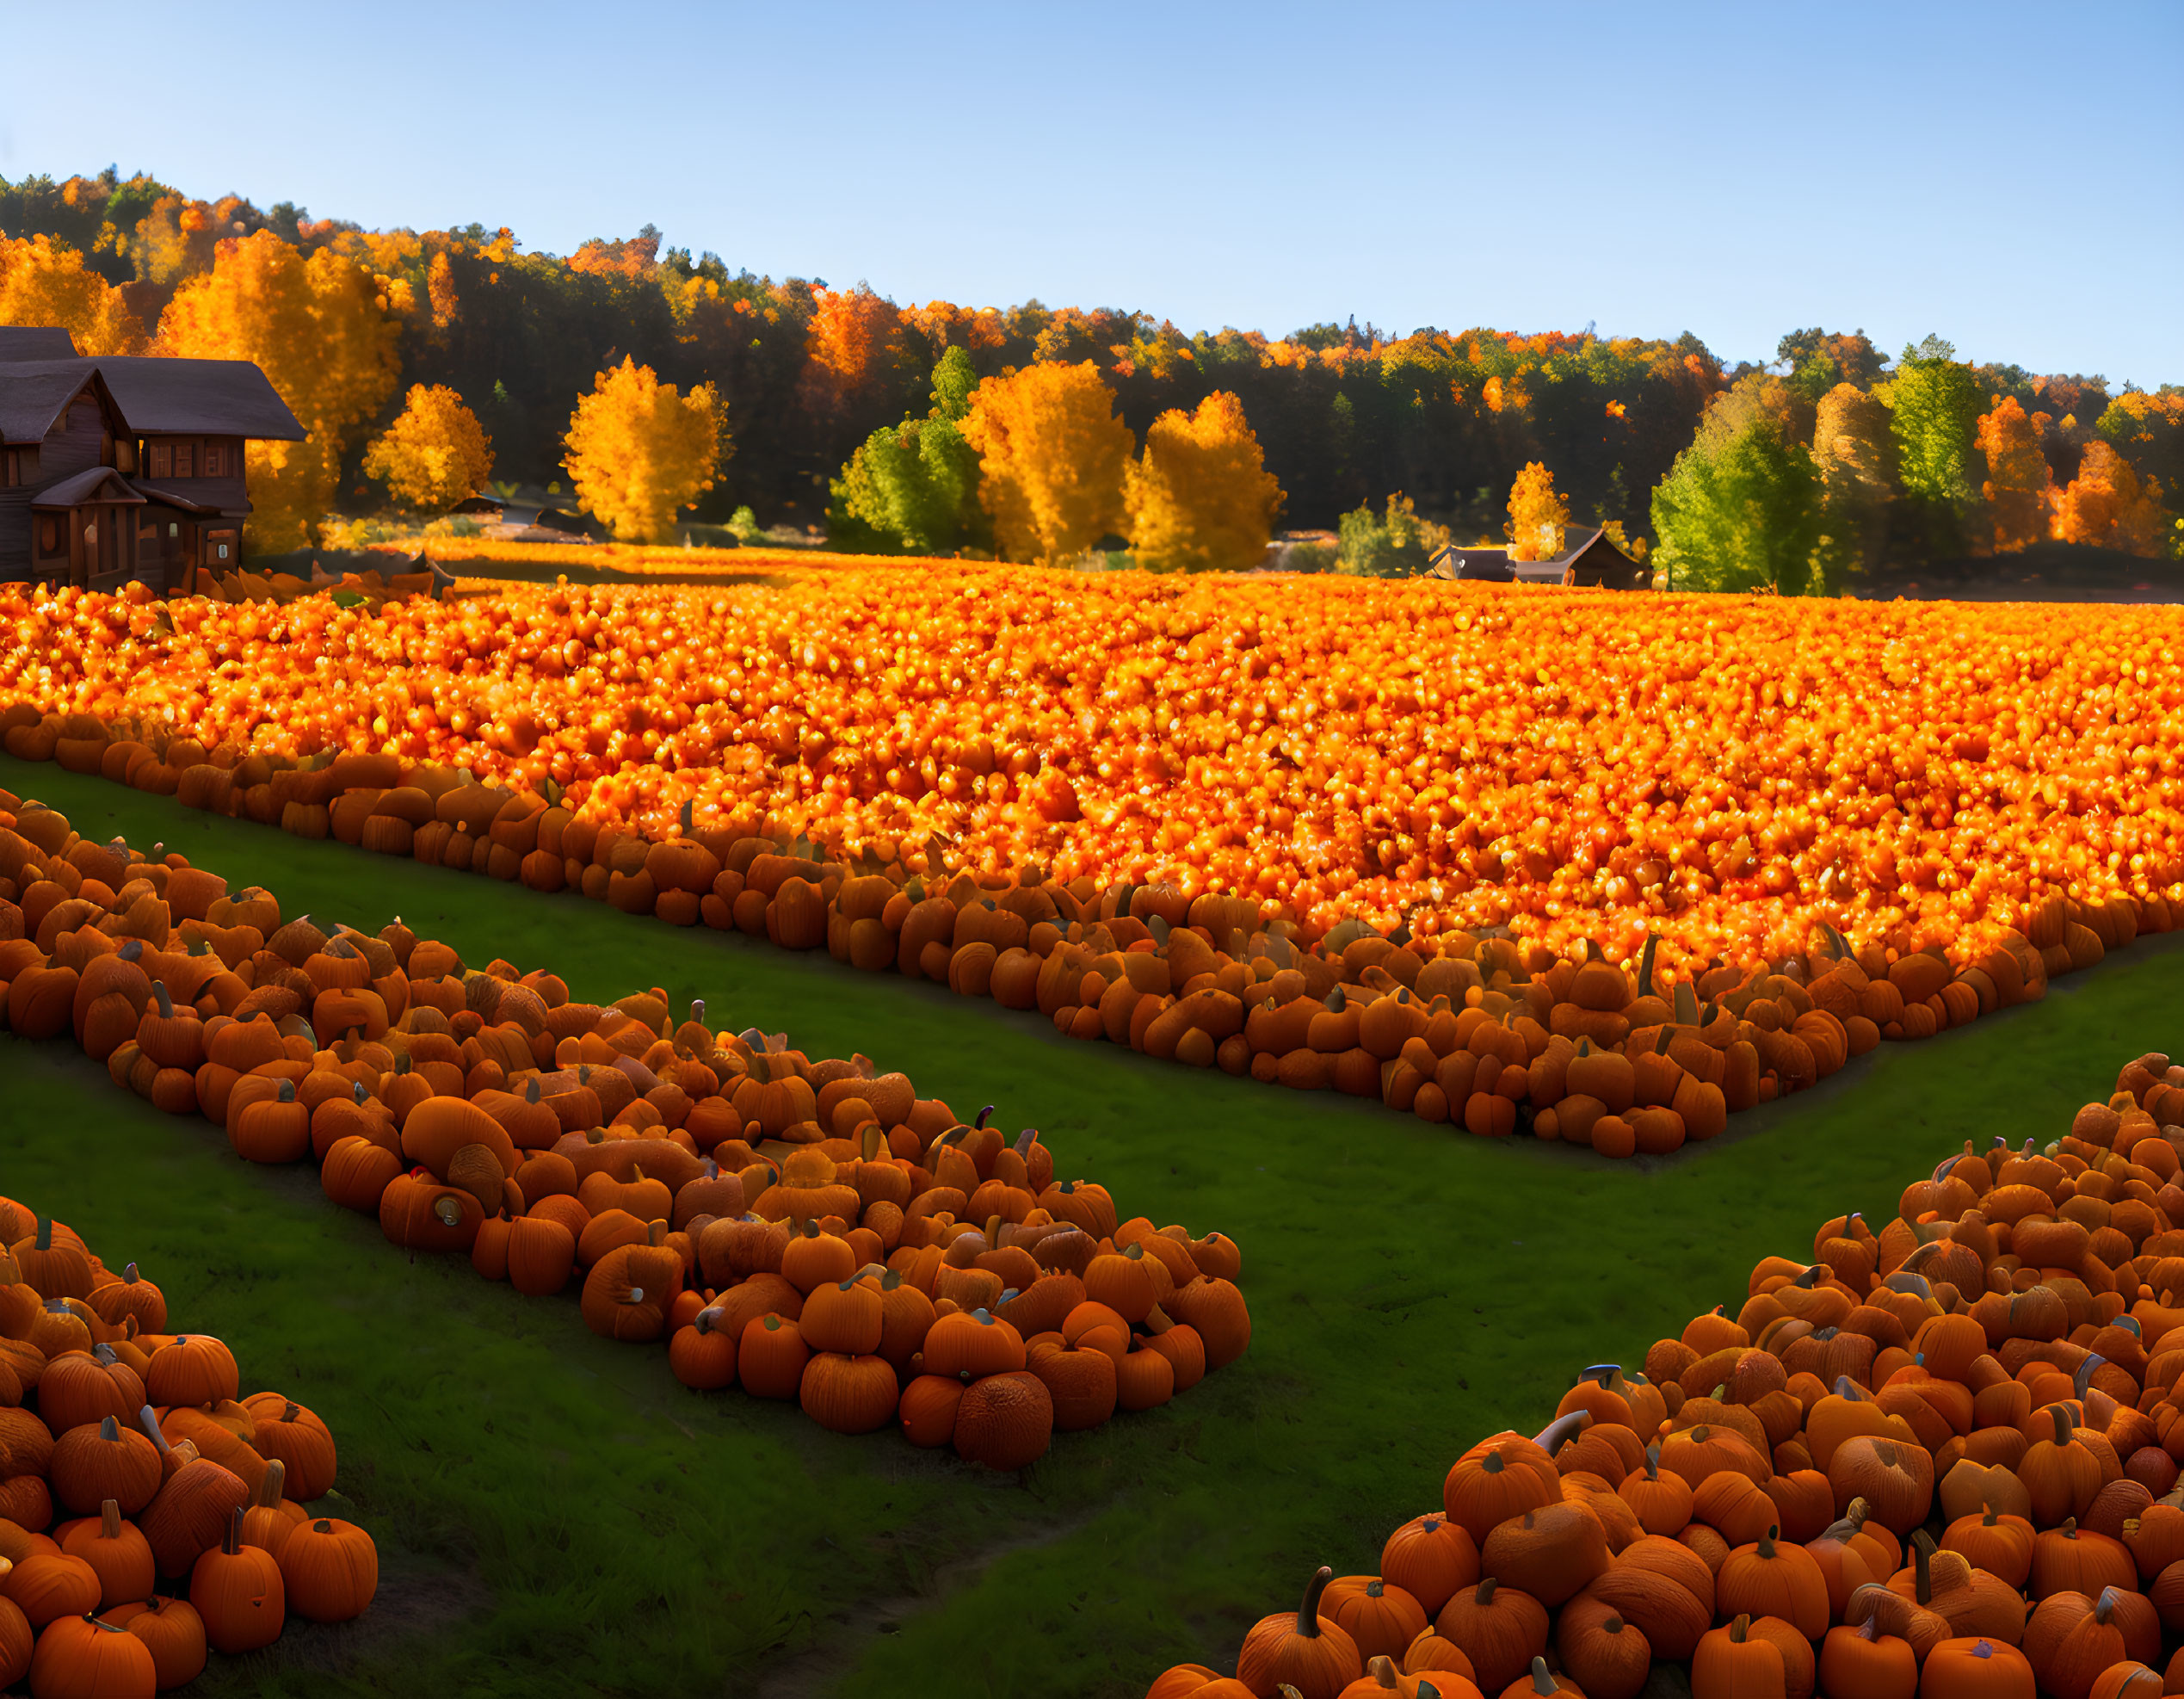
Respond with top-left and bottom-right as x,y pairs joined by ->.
1424,527 -> 1648,589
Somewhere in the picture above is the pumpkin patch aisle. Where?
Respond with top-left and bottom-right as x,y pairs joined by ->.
1145,1047 -> 2184,1699
0,1198 -> 375,1695
0,794 -> 1249,1472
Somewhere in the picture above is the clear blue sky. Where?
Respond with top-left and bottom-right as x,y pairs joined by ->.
4,0 -> 2178,385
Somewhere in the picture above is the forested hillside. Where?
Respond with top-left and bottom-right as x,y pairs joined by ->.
3,167 -> 2176,578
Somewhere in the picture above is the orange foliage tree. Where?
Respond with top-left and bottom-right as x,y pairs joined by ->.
157,231 -> 401,551
961,361 -> 1133,563
1505,460 -> 1568,559
2053,441 -> 2169,555
1974,395 -> 2054,553
0,234 -> 145,355
1124,391 -> 1283,573
363,384 -> 495,512
563,357 -> 725,542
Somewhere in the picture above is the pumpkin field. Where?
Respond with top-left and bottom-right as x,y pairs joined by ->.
2,566 -> 2184,1699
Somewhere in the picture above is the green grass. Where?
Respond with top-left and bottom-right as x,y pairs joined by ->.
4,749 -> 2181,1698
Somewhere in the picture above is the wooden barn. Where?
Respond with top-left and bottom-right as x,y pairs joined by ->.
1423,527 -> 1650,589
0,326 -> 304,592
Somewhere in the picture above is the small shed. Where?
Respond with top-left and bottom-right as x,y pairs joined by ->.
1424,527 -> 1647,590
449,493 -> 506,516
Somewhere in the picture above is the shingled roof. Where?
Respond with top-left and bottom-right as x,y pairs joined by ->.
0,327 -> 82,361
31,466 -> 145,507
0,331 -> 305,443
0,364 -> 108,446
93,355 -> 305,441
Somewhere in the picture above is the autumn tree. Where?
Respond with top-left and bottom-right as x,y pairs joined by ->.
0,234 -> 145,355
1975,396 -> 2054,553
363,384 -> 495,512
2096,391 -> 2184,493
563,357 -> 725,542
157,230 -> 400,550
1881,336 -> 1983,558
960,361 -> 1132,563
1650,374 -> 1826,593
1504,461 -> 1569,559
1124,392 -> 1283,573
1811,383 -> 1895,581
2053,441 -> 2169,555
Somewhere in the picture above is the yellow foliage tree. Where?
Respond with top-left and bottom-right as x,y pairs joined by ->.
563,357 -> 725,542
1124,392 -> 1283,573
0,235 -> 145,355
157,231 -> 400,551
1975,396 -> 2054,553
363,384 -> 495,511
1505,460 -> 1568,559
2053,441 -> 2169,556
960,361 -> 1132,563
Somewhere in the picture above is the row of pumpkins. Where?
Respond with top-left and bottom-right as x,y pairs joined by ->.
4,713 -> 2168,1161
1146,1045 -> 2184,1698
0,1201 -> 373,1697
5,574 -> 2180,980
0,791 -> 1250,1471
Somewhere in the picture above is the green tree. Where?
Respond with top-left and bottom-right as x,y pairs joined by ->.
929,345 -> 977,422
1881,335 -> 1984,558
1650,374 -> 1826,593
828,414 -> 987,554
1336,492 -> 1450,577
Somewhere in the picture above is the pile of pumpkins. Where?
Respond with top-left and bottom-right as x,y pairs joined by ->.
0,1199 -> 373,1697
0,793 -> 1249,1472
1,709 -> 2170,1161
1144,1045 -> 2184,1698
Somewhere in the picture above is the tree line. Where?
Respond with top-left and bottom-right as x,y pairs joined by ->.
2,167 -> 2176,580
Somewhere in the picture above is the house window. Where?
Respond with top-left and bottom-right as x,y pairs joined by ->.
204,442 -> 227,478
169,522 -> 180,539
172,442 -> 194,479
0,448 -> 15,486
148,442 -> 170,479
217,542 -> 230,559
39,516 -> 59,553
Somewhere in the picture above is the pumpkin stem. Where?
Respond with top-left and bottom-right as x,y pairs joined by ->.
1912,1530 -> 1934,1604
222,1505 -> 244,1557
98,1415 -> 120,1442
1476,1579 -> 1496,1607
1729,1614 -> 1751,1643
1533,1411 -> 1589,1452
256,1459 -> 287,1508
102,1498 -> 120,1541
1297,1565 -> 1332,1635
1758,1525 -> 1778,1560
1527,1657 -> 1558,1695
2053,1405 -> 2074,1444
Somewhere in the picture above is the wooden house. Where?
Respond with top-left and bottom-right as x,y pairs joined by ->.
0,326 -> 305,592
1424,527 -> 1649,590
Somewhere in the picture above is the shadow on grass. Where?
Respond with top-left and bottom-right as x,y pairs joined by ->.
3,749 -> 2181,1697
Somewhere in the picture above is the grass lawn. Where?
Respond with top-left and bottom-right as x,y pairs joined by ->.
4,748 -> 2181,1697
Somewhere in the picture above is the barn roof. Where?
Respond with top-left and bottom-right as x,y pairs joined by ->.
93,356 -> 305,441
32,466 -> 145,507
0,364 -> 107,445
0,327 -> 83,361
0,330 -> 305,442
